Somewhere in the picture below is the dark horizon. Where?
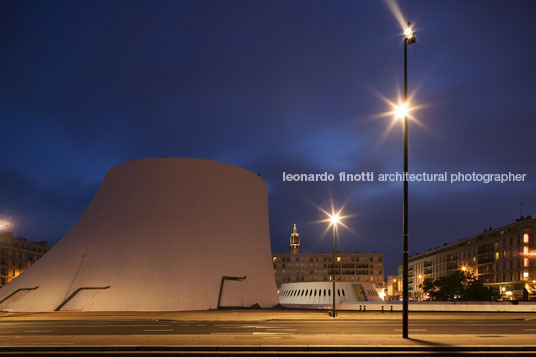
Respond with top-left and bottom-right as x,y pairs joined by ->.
1,0 -> 535,275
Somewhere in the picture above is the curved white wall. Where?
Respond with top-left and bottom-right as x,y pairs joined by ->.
278,282 -> 381,305
0,158 -> 278,312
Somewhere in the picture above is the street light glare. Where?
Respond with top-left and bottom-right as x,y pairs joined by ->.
404,27 -> 414,39
403,22 -> 416,44
394,103 -> 409,119
330,214 -> 340,225
0,219 -> 11,232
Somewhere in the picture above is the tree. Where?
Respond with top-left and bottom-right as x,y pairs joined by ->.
421,271 -> 497,301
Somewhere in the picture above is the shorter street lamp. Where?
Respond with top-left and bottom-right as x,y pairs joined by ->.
316,202 -> 351,317
330,213 -> 340,318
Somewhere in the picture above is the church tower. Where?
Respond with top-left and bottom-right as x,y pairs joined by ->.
289,224 -> 300,254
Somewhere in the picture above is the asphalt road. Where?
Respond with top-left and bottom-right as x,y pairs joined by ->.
1,316 -> 536,336
1,310 -> 536,355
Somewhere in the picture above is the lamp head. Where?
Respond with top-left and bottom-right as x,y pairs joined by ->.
0,219 -> 11,232
394,103 -> 409,119
330,214 -> 340,225
404,22 -> 416,44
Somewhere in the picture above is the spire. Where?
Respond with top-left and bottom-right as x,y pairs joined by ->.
289,224 -> 300,254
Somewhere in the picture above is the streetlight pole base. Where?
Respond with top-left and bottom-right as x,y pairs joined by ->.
330,311 -> 337,318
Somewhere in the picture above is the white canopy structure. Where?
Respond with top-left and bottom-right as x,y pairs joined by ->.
0,158 -> 278,312
278,282 -> 382,305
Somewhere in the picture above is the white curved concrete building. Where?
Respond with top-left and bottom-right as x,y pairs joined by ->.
278,282 -> 381,305
0,158 -> 278,312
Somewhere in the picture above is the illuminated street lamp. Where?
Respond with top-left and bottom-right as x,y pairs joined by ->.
394,103 -> 409,119
330,213 -> 340,318
0,219 -> 11,232
401,21 -> 416,339
316,201 -> 352,317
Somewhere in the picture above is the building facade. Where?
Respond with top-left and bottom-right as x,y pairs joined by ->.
386,274 -> 400,300
397,216 -> 536,300
0,232 -> 49,287
0,158 -> 280,312
273,225 -> 384,289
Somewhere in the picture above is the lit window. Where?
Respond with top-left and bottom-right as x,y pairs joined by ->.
495,252 -> 499,260
524,258 -> 529,268
523,272 -> 529,279
524,233 -> 529,244
337,257 -> 341,262
272,257 -> 277,262
524,246 -> 529,255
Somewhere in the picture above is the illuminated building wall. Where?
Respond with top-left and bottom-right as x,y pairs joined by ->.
0,232 -> 48,287
0,158 -> 278,312
272,225 -> 384,289
397,216 -> 536,300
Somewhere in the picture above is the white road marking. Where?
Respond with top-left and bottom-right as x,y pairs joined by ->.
217,325 -> 291,330
0,324 -> 172,328
210,332 -> 253,335
12,343 -> 75,345
217,325 -> 266,329
252,332 -> 290,335
143,329 -> 174,332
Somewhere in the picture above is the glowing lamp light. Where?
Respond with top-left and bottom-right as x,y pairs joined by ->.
394,103 -> 409,119
461,266 -> 466,272
403,22 -> 416,44
0,220 -> 11,232
378,290 -> 386,301
505,291 -> 513,296
330,214 -> 340,225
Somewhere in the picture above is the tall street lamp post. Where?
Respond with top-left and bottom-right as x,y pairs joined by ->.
402,22 -> 416,339
330,213 -> 340,318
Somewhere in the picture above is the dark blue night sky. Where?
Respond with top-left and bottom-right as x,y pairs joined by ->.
1,0 -> 535,274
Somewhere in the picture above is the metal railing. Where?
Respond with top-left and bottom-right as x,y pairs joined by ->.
54,286 -> 110,311
0,286 -> 39,305
217,276 -> 246,309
